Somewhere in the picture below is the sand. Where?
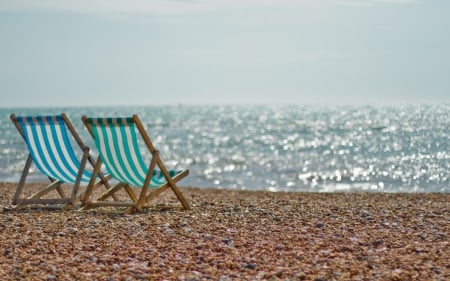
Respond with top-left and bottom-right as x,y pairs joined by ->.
0,182 -> 448,280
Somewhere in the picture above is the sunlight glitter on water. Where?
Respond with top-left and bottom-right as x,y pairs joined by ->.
1,105 -> 449,192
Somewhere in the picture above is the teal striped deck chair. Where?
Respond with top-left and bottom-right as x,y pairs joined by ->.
10,114 -> 111,209
81,114 -> 190,213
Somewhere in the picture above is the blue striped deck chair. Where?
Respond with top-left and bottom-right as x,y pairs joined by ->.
10,113 -> 111,209
81,114 -> 190,213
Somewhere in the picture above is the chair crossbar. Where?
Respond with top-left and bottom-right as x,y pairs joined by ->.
14,198 -> 71,205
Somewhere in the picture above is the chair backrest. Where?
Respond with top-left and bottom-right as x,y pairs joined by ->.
13,115 -> 92,183
84,117 -> 150,187
84,116 -> 179,187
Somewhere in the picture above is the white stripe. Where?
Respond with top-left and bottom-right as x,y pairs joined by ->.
94,126 -> 117,178
53,124 -> 80,174
151,170 -> 167,186
124,125 -> 148,182
53,125 -> 91,182
115,125 -> 144,186
97,124 -> 129,182
32,124 -> 70,182
23,125 -> 54,178
128,127 -> 148,182
104,124 -> 131,182
43,124 -> 77,181
36,124 -> 72,182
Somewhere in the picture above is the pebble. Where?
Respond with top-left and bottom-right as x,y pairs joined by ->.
0,183 -> 448,280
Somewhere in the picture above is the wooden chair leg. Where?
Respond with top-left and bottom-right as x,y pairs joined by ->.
13,155 -> 33,205
170,184 -> 191,210
135,158 -> 158,211
56,185 -> 66,198
82,157 -> 103,203
70,147 -> 89,205
158,166 -> 191,210
123,185 -> 138,203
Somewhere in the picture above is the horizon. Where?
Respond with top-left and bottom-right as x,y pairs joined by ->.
1,101 -> 449,110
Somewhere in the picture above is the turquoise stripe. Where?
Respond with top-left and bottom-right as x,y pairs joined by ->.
90,119 -> 147,187
118,124 -> 145,186
150,170 -> 165,186
87,117 -> 185,189
110,124 -> 140,186
126,124 -> 148,183
95,124 -> 129,183
119,125 -> 143,184
91,122 -> 120,182
149,170 -> 184,187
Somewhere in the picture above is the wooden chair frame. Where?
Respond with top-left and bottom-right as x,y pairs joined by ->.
81,114 -> 190,213
10,113 -> 112,209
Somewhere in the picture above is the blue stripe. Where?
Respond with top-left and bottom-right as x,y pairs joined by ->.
57,121 -> 92,181
17,115 -> 93,184
22,127 -> 49,177
55,123 -> 78,180
49,120 -> 91,182
27,121 -> 59,180
41,119 -> 73,182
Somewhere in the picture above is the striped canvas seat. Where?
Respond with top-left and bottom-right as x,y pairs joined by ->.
10,114 -> 110,208
81,115 -> 190,213
86,117 -> 184,187
16,115 -> 93,183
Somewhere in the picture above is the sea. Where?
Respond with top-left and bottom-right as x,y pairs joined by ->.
0,105 -> 449,193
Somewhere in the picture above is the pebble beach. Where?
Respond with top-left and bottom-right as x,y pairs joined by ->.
0,182 -> 448,280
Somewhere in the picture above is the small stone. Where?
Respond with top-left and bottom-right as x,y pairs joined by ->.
243,263 -> 256,270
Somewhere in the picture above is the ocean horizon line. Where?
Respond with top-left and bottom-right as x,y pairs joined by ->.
2,102 -> 450,110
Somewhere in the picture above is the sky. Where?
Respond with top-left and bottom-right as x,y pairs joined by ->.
0,0 -> 449,107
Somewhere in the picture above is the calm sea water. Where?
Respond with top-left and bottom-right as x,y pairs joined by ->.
0,105 -> 449,193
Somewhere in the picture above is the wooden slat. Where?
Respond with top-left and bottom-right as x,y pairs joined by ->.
86,201 -> 136,208
15,198 -> 71,205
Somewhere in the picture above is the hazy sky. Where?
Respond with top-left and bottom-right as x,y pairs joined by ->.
0,0 -> 449,107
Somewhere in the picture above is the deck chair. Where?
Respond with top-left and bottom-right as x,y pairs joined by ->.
81,114 -> 191,213
10,113 -> 111,209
